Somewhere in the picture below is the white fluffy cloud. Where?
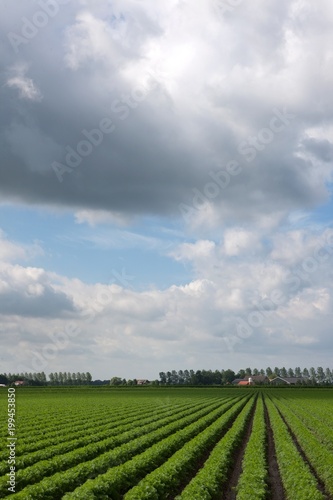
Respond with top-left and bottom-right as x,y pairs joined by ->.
6,64 -> 42,101
0,224 -> 332,378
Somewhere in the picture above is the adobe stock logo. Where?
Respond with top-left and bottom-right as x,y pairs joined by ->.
51,83 -> 155,183
237,107 -> 295,162
179,107 -> 295,223
7,0 -> 70,53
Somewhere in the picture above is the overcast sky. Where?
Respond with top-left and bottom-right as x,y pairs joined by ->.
0,0 -> 333,380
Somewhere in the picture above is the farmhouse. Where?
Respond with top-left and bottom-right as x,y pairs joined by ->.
232,375 -> 270,386
136,379 -> 149,385
244,375 -> 269,384
270,376 -> 306,385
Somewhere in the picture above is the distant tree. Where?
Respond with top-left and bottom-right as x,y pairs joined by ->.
159,372 -> 166,384
309,367 -> 316,383
0,374 -> 8,385
222,369 -> 235,384
325,367 -> 332,382
236,369 -> 246,379
189,370 -> 195,384
266,367 -> 273,377
183,370 -> 190,384
86,372 -> 92,384
110,377 -> 122,386
178,370 -> 184,384
260,369 -> 265,376
166,371 -> 172,385
302,367 -> 309,378
280,367 -> 287,377
295,367 -> 301,377
195,370 -> 203,385
274,367 -> 280,377
201,370 -> 212,385
76,373 -> 82,385
317,367 -> 325,383
253,368 -> 259,376
287,368 -> 294,378
213,370 -> 222,385
245,367 -> 252,376
171,370 -> 178,384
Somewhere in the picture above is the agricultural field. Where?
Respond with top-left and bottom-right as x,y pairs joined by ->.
0,387 -> 333,499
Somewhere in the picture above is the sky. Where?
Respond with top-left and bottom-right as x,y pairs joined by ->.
0,0 -> 333,380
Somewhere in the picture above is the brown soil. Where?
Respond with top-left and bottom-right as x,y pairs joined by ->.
264,401 -> 286,500
169,397 -> 250,499
221,400 -> 257,500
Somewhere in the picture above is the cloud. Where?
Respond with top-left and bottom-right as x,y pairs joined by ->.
74,209 -> 132,226
0,1 -> 333,378
0,262 -> 76,318
6,65 -> 42,101
0,1 -> 332,227
222,228 -> 261,256
170,240 -> 216,261
0,223 -> 331,375
0,229 -> 43,262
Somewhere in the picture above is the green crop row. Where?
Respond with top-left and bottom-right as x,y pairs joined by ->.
0,396 -> 216,475
0,405 -> 115,444
0,402 -> 114,436
0,394 -> 213,469
236,394 -> 267,500
274,397 -> 333,450
64,395 -> 251,499
272,397 -> 333,496
265,398 -> 323,500
173,396 -> 255,500
8,396 -> 244,498
0,400 -> 162,460
124,395 -> 254,500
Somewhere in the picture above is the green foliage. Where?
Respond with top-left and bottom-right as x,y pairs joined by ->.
236,395 -> 268,500
125,396 -> 252,499
0,388 -> 332,499
265,397 -> 324,500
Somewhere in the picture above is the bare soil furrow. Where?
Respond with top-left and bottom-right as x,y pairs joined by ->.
263,401 -> 285,500
221,399 -> 257,500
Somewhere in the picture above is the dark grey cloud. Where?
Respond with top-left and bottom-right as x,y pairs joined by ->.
0,284 -> 76,317
0,0 -> 332,227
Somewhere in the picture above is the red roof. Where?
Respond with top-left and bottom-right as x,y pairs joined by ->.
238,381 -> 249,386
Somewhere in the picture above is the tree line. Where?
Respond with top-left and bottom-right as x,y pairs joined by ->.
158,366 -> 333,385
0,372 -> 93,386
